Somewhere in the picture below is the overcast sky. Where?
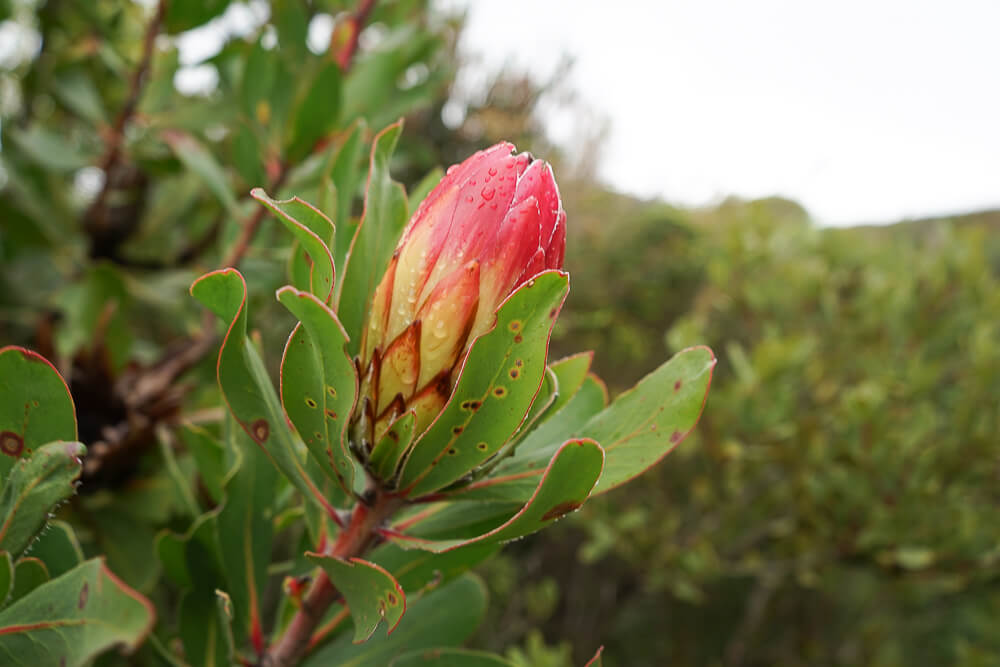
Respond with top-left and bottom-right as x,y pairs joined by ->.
445,0 -> 1000,225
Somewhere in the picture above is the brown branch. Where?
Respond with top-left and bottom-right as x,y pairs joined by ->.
224,0 -> 378,270
263,491 -> 404,667
220,166 -> 287,268
84,0 -> 167,238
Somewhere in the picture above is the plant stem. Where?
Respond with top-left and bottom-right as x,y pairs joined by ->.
263,491 -> 403,667
84,0 -> 167,239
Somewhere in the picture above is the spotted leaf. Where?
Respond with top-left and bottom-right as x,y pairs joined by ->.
190,269 -> 339,521
0,346 -> 77,481
388,438 -> 603,553
305,554 -> 406,642
277,286 -> 359,495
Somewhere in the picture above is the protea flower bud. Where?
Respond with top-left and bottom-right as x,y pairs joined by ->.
355,143 -> 566,453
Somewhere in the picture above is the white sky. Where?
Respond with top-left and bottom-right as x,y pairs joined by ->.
445,0 -> 1000,225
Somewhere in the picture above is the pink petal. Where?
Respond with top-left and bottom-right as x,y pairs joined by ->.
546,210 -> 566,270
473,196 -> 542,339
377,321 -> 421,413
414,259 -> 481,388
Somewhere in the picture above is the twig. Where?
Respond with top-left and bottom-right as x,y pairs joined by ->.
223,0 -> 378,269
84,0 -> 167,237
221,167 -> 287,268
263,491 -> 403,667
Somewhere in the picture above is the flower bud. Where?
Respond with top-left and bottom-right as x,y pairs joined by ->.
355,143 -> 566,453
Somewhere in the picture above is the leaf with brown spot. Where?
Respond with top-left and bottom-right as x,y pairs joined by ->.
305,554 -> 406,642
0,347 -> 77,480
277,286 -> 359,496
398,271 -> 569,498
0,558 -> 154,665
191,269 -> 340,520
387,438 -> 603,553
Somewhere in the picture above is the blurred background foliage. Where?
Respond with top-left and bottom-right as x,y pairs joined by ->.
1,1 -> 998,665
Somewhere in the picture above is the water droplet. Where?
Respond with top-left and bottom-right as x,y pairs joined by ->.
488,167 -> 498,176
466,195 -> 474,203
481,187 -> 495,201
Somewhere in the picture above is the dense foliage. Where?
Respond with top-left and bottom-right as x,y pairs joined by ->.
506,202 -> 1000,666
1,1 -> 997,666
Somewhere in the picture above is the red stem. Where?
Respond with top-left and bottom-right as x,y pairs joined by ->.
334,0 -> 377,70
262,491 -> 403,667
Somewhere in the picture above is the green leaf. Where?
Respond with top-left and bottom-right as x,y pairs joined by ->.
25,520 -> 84,579
55,262 -> 132,370
179,589 -> 229,667
8,557 -> 48,606
336,122 -> 408,352
0,552 -> 12,606
155,510 -> 223,592
504,352 -> 595,454
482,374 -> 609,493
240,39 -> 278,120
369,410 -> 416,483
0,346 -> 77,480
327,120 -> 366,276
5,126 -> 93,172
543,352 -> 594,421
216,417 -> 276,647
398,271 -> 570,497
288,62 -> 344,161
190,269 -> 341,520
390,502 -> 520,544
0,558 -> 154,666
178,424 -> 226,505
52,70 -> 107,124
580,346 -> 715,495
304,574 -> 487,667
165,0 -> 232,33
216,590 -> 237,664
163,131 -> 241,219
390,648 -> 514,666
0,441 -> 85,559
370,540 -> 499,593
232,123 -> 268,187
277,286 -> 358,494
253,189 -> 336,303
305,554 -> 406,642
493,349 -> 712,496
389,439 -> 603,553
